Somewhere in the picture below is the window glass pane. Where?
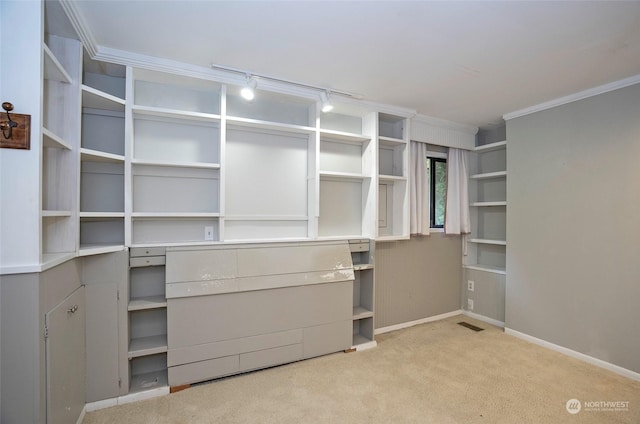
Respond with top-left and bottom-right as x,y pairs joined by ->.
434,160 -> 447,226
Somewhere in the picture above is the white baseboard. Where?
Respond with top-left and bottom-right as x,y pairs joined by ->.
505,328 -> 640,383
375,309 -> 463,335
85,386 -> 170,413
462,310 -> 505,328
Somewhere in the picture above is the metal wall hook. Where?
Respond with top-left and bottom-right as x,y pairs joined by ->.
1,102 -> 18,140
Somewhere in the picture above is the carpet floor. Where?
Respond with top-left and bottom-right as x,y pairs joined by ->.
84,315 -> 640,423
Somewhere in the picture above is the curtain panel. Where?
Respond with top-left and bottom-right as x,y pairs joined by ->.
444,148 -> 470,234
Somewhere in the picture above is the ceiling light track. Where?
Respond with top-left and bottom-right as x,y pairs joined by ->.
210,63 -> 358,108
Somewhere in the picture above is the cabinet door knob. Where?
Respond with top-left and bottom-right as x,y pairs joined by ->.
67,305 -> 78,314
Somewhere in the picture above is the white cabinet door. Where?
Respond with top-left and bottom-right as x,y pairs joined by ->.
46,286 -> 86,424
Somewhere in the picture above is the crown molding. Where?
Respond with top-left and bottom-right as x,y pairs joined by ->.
92,45 -> 418,117
503,74 -> 640,121
59,0 -> 98,57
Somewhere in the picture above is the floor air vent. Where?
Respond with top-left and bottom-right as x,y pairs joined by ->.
457,321 -> 484,332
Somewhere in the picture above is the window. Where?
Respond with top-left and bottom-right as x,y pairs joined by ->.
427,157 -> 447,228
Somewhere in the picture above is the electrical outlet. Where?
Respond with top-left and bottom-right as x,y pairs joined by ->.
467,299 -> 474,310
467,280 -> 475,292
204,226 -> 214,241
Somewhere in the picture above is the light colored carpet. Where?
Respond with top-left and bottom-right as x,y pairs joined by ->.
84,315 -> 640,423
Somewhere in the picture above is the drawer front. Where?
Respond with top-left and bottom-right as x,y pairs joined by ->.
240,343 -> 302,372
130,256 -> 166,268
130,247 -> 166,257
168,355 -> 239,387
349,242 -> 369,253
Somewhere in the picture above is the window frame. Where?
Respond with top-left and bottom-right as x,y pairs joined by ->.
426,151 -> 447,230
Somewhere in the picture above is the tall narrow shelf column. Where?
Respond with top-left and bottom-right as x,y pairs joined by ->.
41,30 -> 82,267
463,136 -> 507,324
377,113 -> 410,240
464,140 -> 507,274
126,247 -> 168,393
79,57 -> 127,256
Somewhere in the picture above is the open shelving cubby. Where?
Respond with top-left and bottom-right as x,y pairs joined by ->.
464,139 -> 507,275
349,239 -> 376,350
79,56 -> 127,256
130,69 -> 222,246
224,87 -> 316,242
318,107 -> 376,239
377,113 -> 409,240
127,247 -> 168,393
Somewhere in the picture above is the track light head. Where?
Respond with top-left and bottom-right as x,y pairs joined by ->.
241,76 -> 257,101
320,91 -> 333,113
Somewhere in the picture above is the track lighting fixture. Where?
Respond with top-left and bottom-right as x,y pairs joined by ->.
240,75 -> 257,101
210,63 -> 359,106
320,91 -> 334,113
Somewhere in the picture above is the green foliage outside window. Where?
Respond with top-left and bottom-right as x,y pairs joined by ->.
427,157 -> 447,228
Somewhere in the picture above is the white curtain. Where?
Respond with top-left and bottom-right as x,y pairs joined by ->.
444,147 -> 471,234
409,141 -> 430,235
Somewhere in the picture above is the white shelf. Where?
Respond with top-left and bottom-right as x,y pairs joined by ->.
131,159 -> 220,169
79,212 -> 124,218
353,306 -> 374,320
470,201 -> 507,207
353,264 -> 374,271
132,212 -> 220,218
320,129 -> 370,143
41,252 -> 76,271
463,264 -> 507,275
378,136 -> 406,147
42,210 -> 72,217
227,116 -> 315,135
42,127 -> 72,150
133,105 -> 220,122
468,238 -> 507,246
128,334 -> 168,359
81,85 -> 125,111
378,174 -> 406,182
80,148 -> 125,163
224,215 -> 308,221
470,171 -> 507,180
128,296 -> 167,312
78,244 -> 125,257
43,44 -> 71,83
319,171 -> 369,181
474,140 -> 506,152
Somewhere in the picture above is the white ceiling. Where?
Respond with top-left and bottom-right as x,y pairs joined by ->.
73,1 -> 640,129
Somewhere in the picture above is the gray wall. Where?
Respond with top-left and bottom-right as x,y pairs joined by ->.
375,234 -> 462,328
462,268 -> 505,322
506,83 -> 640,373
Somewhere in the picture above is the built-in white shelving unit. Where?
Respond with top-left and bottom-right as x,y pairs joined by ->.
129,69 -> 222,246
464,139 -> 507,274
78,56 -> 127,257
41,31 -> 81,266
318,106 -> 376,239
377,113 -> 410,240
